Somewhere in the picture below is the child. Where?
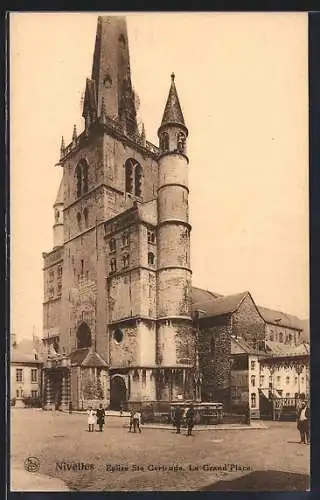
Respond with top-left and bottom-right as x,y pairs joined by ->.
133,409 -> 142,433
87,407 -> 96,432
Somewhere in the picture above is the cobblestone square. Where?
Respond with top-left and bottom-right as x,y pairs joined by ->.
11,409 -> 309,491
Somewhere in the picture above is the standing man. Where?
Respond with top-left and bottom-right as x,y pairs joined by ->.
128,409 -> 135,432
173,405 -> 183,434
68,401 -> 72,414
185,403 -> 195,436
96,404 -> 106,432
297,401 -> 310,444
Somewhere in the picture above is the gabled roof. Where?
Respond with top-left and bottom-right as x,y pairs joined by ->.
258,306 -> 303,331
191,287 -> 223,315
82,350 -> 108,367
194,291 -> 248,319
70,348 -> 90,365
70,348 -> 108,367
231,337 -> 265,356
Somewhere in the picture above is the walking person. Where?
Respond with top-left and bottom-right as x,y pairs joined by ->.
297,401 -> 310,444
96,404 -> 106,432
87,406 -> 96,432
173,405 -> 183,434
68,401 -> 72,414
185,403 -> 195,436
133,409 -> 142,433
128,409 -> 135,432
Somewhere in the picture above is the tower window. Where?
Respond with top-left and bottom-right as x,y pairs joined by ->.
76,212 -> 82,230
160,132 -> 169,152
148,230 -> 156,244
122,254 -> 129,269
113,328 -> 124,343
251,375 -> 256,387
110,258 -> 117,274
148,252 -> 155,265
75,159 -> 89,198
122,232 -> 129,247
49,270 -> 54,282
177,132 -> 186,153
135,164 -> 143,197
76,164 -> 82,198
109,238 -> 116,252
80,259 -> 84,277
83,207 -> 89,228
125,160 -> 133,194
279,332 -> 283,343
82,162 -> 89,194
124,158 -> 143,196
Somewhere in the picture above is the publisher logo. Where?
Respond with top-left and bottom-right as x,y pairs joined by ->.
24,456 -> 40,473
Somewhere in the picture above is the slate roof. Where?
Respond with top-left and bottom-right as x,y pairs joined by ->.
192,289 -> 248,318
82,78 -> 97,116
11,339 -> 42,364
70,348 -> 108,367
70,348 -> 90,365
160,74 -> 185,128
265,340 -> 310,357
258,306 -> 303,331
231,337 -> 266,356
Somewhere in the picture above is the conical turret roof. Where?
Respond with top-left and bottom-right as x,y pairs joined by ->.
160,73 -> 186,128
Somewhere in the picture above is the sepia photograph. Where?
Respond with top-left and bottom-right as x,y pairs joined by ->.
9,12 -> 309,492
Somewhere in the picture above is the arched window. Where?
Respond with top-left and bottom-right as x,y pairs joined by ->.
148,230 -> 156,244
75,160 -> 89,198
279,332 -> 283,343
148,252 -> 155,265
251,393 -> 256,408
76,322 -> 92,349
124,158 -> 143,196
109,238 -> 116,252
82,161 -> 89,194
83,207 -> 88,228
177,132 -> 186,153
122,254 -> 129,269
76,164 -> 82,198
125,160 -> 133,194
251,375 -> 256,387
160,132 -> 169,152
135,164 -> 143,197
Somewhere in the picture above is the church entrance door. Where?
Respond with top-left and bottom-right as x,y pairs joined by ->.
110,376 -> 127,410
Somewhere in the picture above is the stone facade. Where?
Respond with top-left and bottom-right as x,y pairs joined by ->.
42,16 -> 196,411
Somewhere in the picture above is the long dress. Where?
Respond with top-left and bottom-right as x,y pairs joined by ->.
87,409 -> 96,425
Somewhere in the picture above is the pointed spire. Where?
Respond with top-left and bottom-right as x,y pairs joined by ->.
90,15 -> 137,130
160,73 -> 186,129
72,124 -> 77,143
60,136 -> 65,157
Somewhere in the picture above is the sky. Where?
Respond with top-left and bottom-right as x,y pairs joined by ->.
10,12 -> 309,341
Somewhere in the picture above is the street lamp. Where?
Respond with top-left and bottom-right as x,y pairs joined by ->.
194,309 -> 206,401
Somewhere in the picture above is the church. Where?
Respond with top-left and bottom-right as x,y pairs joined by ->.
42,15 -> 308,415
42,15 -> 197,411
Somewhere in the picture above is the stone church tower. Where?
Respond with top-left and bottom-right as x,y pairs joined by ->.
42,15 -> 196,411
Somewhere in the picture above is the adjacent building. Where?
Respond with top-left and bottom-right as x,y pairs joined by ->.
11,336 -> 43,406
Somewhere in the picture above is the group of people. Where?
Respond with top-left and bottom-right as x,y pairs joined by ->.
172,403 -> 195,436
87,404 -> 106,432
